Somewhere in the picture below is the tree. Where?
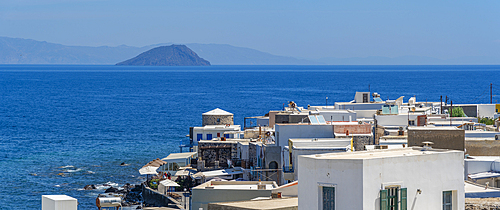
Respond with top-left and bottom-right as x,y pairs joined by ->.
451,107 -> 466,117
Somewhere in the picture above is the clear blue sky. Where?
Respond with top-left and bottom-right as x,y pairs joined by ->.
1,0 -> 499,59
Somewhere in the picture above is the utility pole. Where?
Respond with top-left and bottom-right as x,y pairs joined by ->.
450,100 -> 453,126
491,83 -> 493,104
440,95 -> 443,114
445,96 -> 448,106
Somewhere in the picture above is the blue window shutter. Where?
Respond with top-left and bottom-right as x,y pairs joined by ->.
380,189 -> 389,210
197,134 -> 202,141
207,134 -> 212,140
400,188 -> 407,210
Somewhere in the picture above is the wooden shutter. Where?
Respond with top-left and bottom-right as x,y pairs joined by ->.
400,188 -> 407,210
380,189 -> 389,210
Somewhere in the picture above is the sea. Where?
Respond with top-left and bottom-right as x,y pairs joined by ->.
0,65 -> 499,209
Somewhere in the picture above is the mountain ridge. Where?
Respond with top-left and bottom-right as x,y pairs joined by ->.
1,36 -> 499,65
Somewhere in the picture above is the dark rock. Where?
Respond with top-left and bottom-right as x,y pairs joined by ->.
104,187 -> 118,193
116,45 -> 211,66
84,184 -> 96,190
131,185 -> 142,192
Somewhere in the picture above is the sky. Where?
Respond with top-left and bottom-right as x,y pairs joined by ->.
1,0 -> 499,60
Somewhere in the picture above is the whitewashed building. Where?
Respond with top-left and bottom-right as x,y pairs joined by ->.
192,124 -> 241,143
192,180 -> 278,210
298,147 -> 464,210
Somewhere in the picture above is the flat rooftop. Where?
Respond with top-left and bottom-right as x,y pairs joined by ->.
209,197 -> 298,210
194,125 -> 240,129
306,147 -> 460,160
408,126 -> 461,130
194,181 -> 278,190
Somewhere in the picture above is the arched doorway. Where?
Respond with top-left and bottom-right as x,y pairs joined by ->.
269,161 -> 278,169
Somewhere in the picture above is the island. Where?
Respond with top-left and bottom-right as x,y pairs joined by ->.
116,44 -> 210,66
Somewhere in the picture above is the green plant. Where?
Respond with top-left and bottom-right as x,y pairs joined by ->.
450,107 -> 466,117
149,179 -> 159,189
479,117 -> 495,125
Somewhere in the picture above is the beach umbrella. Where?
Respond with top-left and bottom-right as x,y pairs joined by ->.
139,166 -> 159,175
159,179 -> 180,187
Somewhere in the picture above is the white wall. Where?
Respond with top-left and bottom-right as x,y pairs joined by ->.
298,150 -> 464,210
275,124 -> 334,148
319,110 -> 357,122
42,195 -> 78,210
298,157 -> 364,210
477,104 -> 496,118
192,126 -> 240,142
375,114 -> 419,127
465,158 -> 500,178
293,149 -> 346,180
256,117 -> 269,127
335,102 -> 384,111
238,143 -> 249,160
362,151 -> 464,210
355,110 -> 378,119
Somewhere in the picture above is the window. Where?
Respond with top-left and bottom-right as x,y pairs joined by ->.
322,186 -> 335,210
363,93 -> 368,103
381,187 -> 407,210
217,133 -> 220,137
197,134 -> 202,141
224,134 -> 230,138
443,191 -> 452,210
207,134 -> 212,140
217,118 -> 220,122
408,120 -> 415,126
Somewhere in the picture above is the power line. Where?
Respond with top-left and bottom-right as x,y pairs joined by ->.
458,89 -> 489,104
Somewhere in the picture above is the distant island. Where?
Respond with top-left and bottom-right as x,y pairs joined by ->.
116,45 -> 210,66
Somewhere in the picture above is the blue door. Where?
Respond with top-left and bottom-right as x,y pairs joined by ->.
197,134 -> 202,141
207,134 -> 212,140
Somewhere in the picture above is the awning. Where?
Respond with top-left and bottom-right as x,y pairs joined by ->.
192,168 -> 243,179
174,169 -> 196,176
161,152 -> 197,163
159,179 -> 180,187
139,166 -> 159,175
143,158 -> 167,168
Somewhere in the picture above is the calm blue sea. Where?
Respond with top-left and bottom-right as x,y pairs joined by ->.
0,65 -> 499,209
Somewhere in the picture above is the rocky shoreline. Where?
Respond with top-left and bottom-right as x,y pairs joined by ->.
84,183 -> 144,208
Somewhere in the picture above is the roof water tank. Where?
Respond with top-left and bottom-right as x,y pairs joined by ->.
96,197 -> 122,208
492,159 -> 500,172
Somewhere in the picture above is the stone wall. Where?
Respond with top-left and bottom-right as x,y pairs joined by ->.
202,115 -> 233,126
408,128 -> 465,151
198,141 -> 237,168
249,143 -> 259,168
353,135 -> 374,151
336,134 -> 374,151
466,139 -> 500,156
